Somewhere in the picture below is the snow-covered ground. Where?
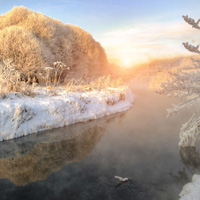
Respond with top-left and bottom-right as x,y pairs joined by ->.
0,86 -> 134,141
179,174 -> 200,200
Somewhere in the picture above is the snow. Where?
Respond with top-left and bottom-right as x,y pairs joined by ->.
179,174 -> 200,200
0,87 -> 134,141
115,176 -> 129,182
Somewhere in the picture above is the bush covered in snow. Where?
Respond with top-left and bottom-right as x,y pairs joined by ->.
0,6 -> 108,82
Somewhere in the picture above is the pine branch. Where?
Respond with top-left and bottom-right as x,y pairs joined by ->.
183,42 -> 200,54
183,15 -> 200,29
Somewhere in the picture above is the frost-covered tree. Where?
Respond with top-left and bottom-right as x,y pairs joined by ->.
159,15 -> 200,147
0,6 -> 108,82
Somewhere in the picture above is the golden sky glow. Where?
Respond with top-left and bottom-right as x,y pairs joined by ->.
1,0 -> 200,69
98,21 -> 200,67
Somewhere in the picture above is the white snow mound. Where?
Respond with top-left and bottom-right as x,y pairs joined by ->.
179,174 -> 200,200
0,87 -> 134,141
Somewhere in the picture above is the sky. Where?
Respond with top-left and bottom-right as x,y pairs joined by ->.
0,0 -> 200,67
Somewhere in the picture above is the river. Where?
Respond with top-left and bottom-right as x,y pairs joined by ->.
0,83 -> 199,200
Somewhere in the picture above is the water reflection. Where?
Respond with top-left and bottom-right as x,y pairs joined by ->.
169,146 -> 200,185
180,146 -> 200,173
0,123 -> 107,186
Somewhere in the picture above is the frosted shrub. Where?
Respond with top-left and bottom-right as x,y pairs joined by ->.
0,59 -> 21,93
0,6 -> 108,81
53,61 -> 70,85
0,26 -> 52,73
39,61 -> 70,94
0,59 -> 35,96
159,15 -> 200,147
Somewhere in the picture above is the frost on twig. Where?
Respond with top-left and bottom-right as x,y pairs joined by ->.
159,69 -> 200,146
167,97 -> 200,117
159,15 -> 200,147
182,15 -> 200,29
159,63 -> 200,147
159,69 -> 200,147
158,70 -> 200,98
179,114 -> 200,147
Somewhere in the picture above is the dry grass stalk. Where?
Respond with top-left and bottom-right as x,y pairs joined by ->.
65,75 -> 125,93
0,59 -> 35,97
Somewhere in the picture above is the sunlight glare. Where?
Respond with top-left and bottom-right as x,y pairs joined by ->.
122,58 -> 133,68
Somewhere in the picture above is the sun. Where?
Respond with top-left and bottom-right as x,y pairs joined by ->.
120,57 -> 135,68
108,54 -> 143,68
122,59 -> 132,67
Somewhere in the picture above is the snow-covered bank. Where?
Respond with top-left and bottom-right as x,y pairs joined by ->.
0,87 -> 134,141
179,174 -> 200,200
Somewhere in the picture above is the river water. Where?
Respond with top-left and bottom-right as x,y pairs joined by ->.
0,84 -> 200,200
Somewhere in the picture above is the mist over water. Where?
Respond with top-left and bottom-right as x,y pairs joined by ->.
0,83 -> 199,200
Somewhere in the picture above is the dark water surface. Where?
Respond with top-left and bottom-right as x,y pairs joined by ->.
0,86 -> 199,200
